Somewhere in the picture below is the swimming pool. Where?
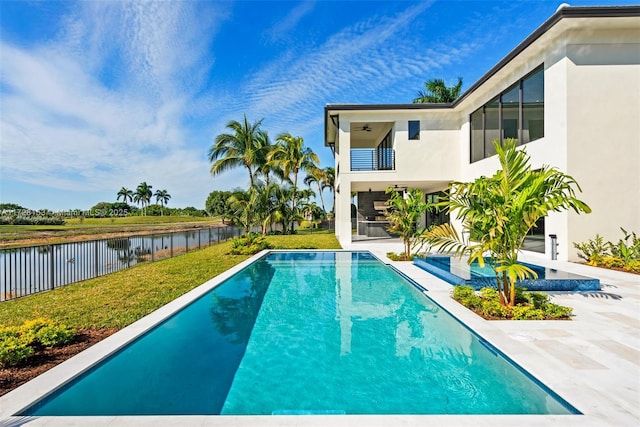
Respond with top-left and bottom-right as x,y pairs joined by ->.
414,255 -> 600,291
19,251 -> 577,415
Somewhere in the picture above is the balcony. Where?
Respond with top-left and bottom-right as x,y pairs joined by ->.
350,148 -> 395,171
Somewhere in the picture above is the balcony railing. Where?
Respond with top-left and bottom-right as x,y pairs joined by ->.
350,149 -> 395,171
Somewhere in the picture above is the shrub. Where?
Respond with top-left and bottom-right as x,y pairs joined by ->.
524,291 -> 549,310
20,318 -> 75,347
543,303 -> 573,319
479,287 -> 499,301
0,333 -> 34,367
229,233 -> 273,255
574,229 -> 639,273
452,286 -> 484,310
453,286 -> 572,320
386,252 -> 415,261
573,234 -> 609,265
511,305 -> 545,320
601,256 -> 625,269
481,300 -> 509,318
452,285 -> 475,300
625,260 -> 640,273
0,319 -> 76,367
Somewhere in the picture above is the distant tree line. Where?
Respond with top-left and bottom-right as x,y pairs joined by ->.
207,114 -> 334,234
116,182 -> 171,216
0,203 -> 66,225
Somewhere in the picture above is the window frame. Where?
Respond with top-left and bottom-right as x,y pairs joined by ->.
408,120 -> 420,140
469,64 -> 544,163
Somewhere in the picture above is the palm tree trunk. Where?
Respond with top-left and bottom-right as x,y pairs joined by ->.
291,170 -> 298,233
316,183 -> 326,214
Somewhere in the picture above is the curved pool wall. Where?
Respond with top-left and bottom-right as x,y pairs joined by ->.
413,256 -> 600,291
18,251 -> 579,416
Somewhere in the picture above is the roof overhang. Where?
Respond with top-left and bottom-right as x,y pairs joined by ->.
323,5 -> 640,147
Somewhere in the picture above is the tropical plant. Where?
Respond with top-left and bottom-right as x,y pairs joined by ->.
422,139 -> 591,307
209,114 -> 265,188
574,228 -> 640,273
134,182 -> 153,216
573,234 -> 609,265
154,189 -> 171,215
229,232 -> 273,255
254,130 -> 276,186
116,187 -> 133,203
268,133 -> 320,233
384,187 -> 430,259
413,77 -> 463,103
304,167 -> 328,215
323,166 -> 335,216
451,285 -> 573,320
251,183 -> 279,235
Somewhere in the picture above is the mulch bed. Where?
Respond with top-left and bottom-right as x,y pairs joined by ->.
0,328 -> 118,397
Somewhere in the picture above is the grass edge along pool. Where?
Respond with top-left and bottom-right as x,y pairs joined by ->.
18,250 -> 580,416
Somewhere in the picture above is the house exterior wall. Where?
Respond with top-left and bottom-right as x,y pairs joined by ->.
565,39 -> 640,259
328,11 -> 640,258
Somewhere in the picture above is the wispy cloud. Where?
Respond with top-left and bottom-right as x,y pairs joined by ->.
264,0 -> 316,44
0,1 -> 232,206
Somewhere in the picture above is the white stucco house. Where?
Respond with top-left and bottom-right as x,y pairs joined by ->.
324,5 -> 640,262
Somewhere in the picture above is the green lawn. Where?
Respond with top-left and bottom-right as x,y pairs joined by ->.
0,232 -> 341,329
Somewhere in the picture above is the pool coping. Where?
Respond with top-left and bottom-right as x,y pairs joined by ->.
1,248 -> 638,426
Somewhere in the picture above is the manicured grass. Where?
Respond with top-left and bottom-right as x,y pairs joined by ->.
0,233 -> 341,329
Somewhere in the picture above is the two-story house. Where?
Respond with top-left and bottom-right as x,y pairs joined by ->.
324,5 -> 640,261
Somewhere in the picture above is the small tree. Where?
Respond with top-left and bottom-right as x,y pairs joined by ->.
423,139 -> 591,307
385,187 -> 430,259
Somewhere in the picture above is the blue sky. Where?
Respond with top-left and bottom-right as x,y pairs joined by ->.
0,0 -> 634,211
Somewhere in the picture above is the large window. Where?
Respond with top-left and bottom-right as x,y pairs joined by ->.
376,131 -> 394,170
470,65 -> 544,162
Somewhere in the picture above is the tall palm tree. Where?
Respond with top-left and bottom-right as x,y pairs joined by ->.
154,189 -> 171,216
117,187 -> 133,203
323,167 -> 335,216
254,130 -> 276,186
304,167 -> 327,214
209,114 -> 265,188
268,133 -> 320,232
135,182 -> 153,216
413,77 -> 463,103
422,139 -> 591,306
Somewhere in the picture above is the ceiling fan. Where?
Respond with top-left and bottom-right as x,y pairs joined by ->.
356,124 -> 372,132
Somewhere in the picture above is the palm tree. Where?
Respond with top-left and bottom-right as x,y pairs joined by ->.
135,182 -> 153,216
227,191 -> 254,235
304,167 -> 327,215
117,187 -> 133,203
413,77 -> 463,103
268,133 -> 320,232
154,189 -> 171,216
209,114 -> 265,188
321,166 -> 335,218
251,183 -> 278,235
254,130 -> 276,186
272,185 -> 295,234
422,139 -> 591,307
385,187 -> 430,259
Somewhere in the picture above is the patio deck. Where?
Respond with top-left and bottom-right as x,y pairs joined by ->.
1,238 -> 638,426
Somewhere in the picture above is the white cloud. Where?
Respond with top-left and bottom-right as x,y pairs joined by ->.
0,1 -> 231,208
264,1 -> 316,44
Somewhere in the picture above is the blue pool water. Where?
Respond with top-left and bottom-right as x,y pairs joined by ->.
22,251 -> 577,416
414,255 -> 600,291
